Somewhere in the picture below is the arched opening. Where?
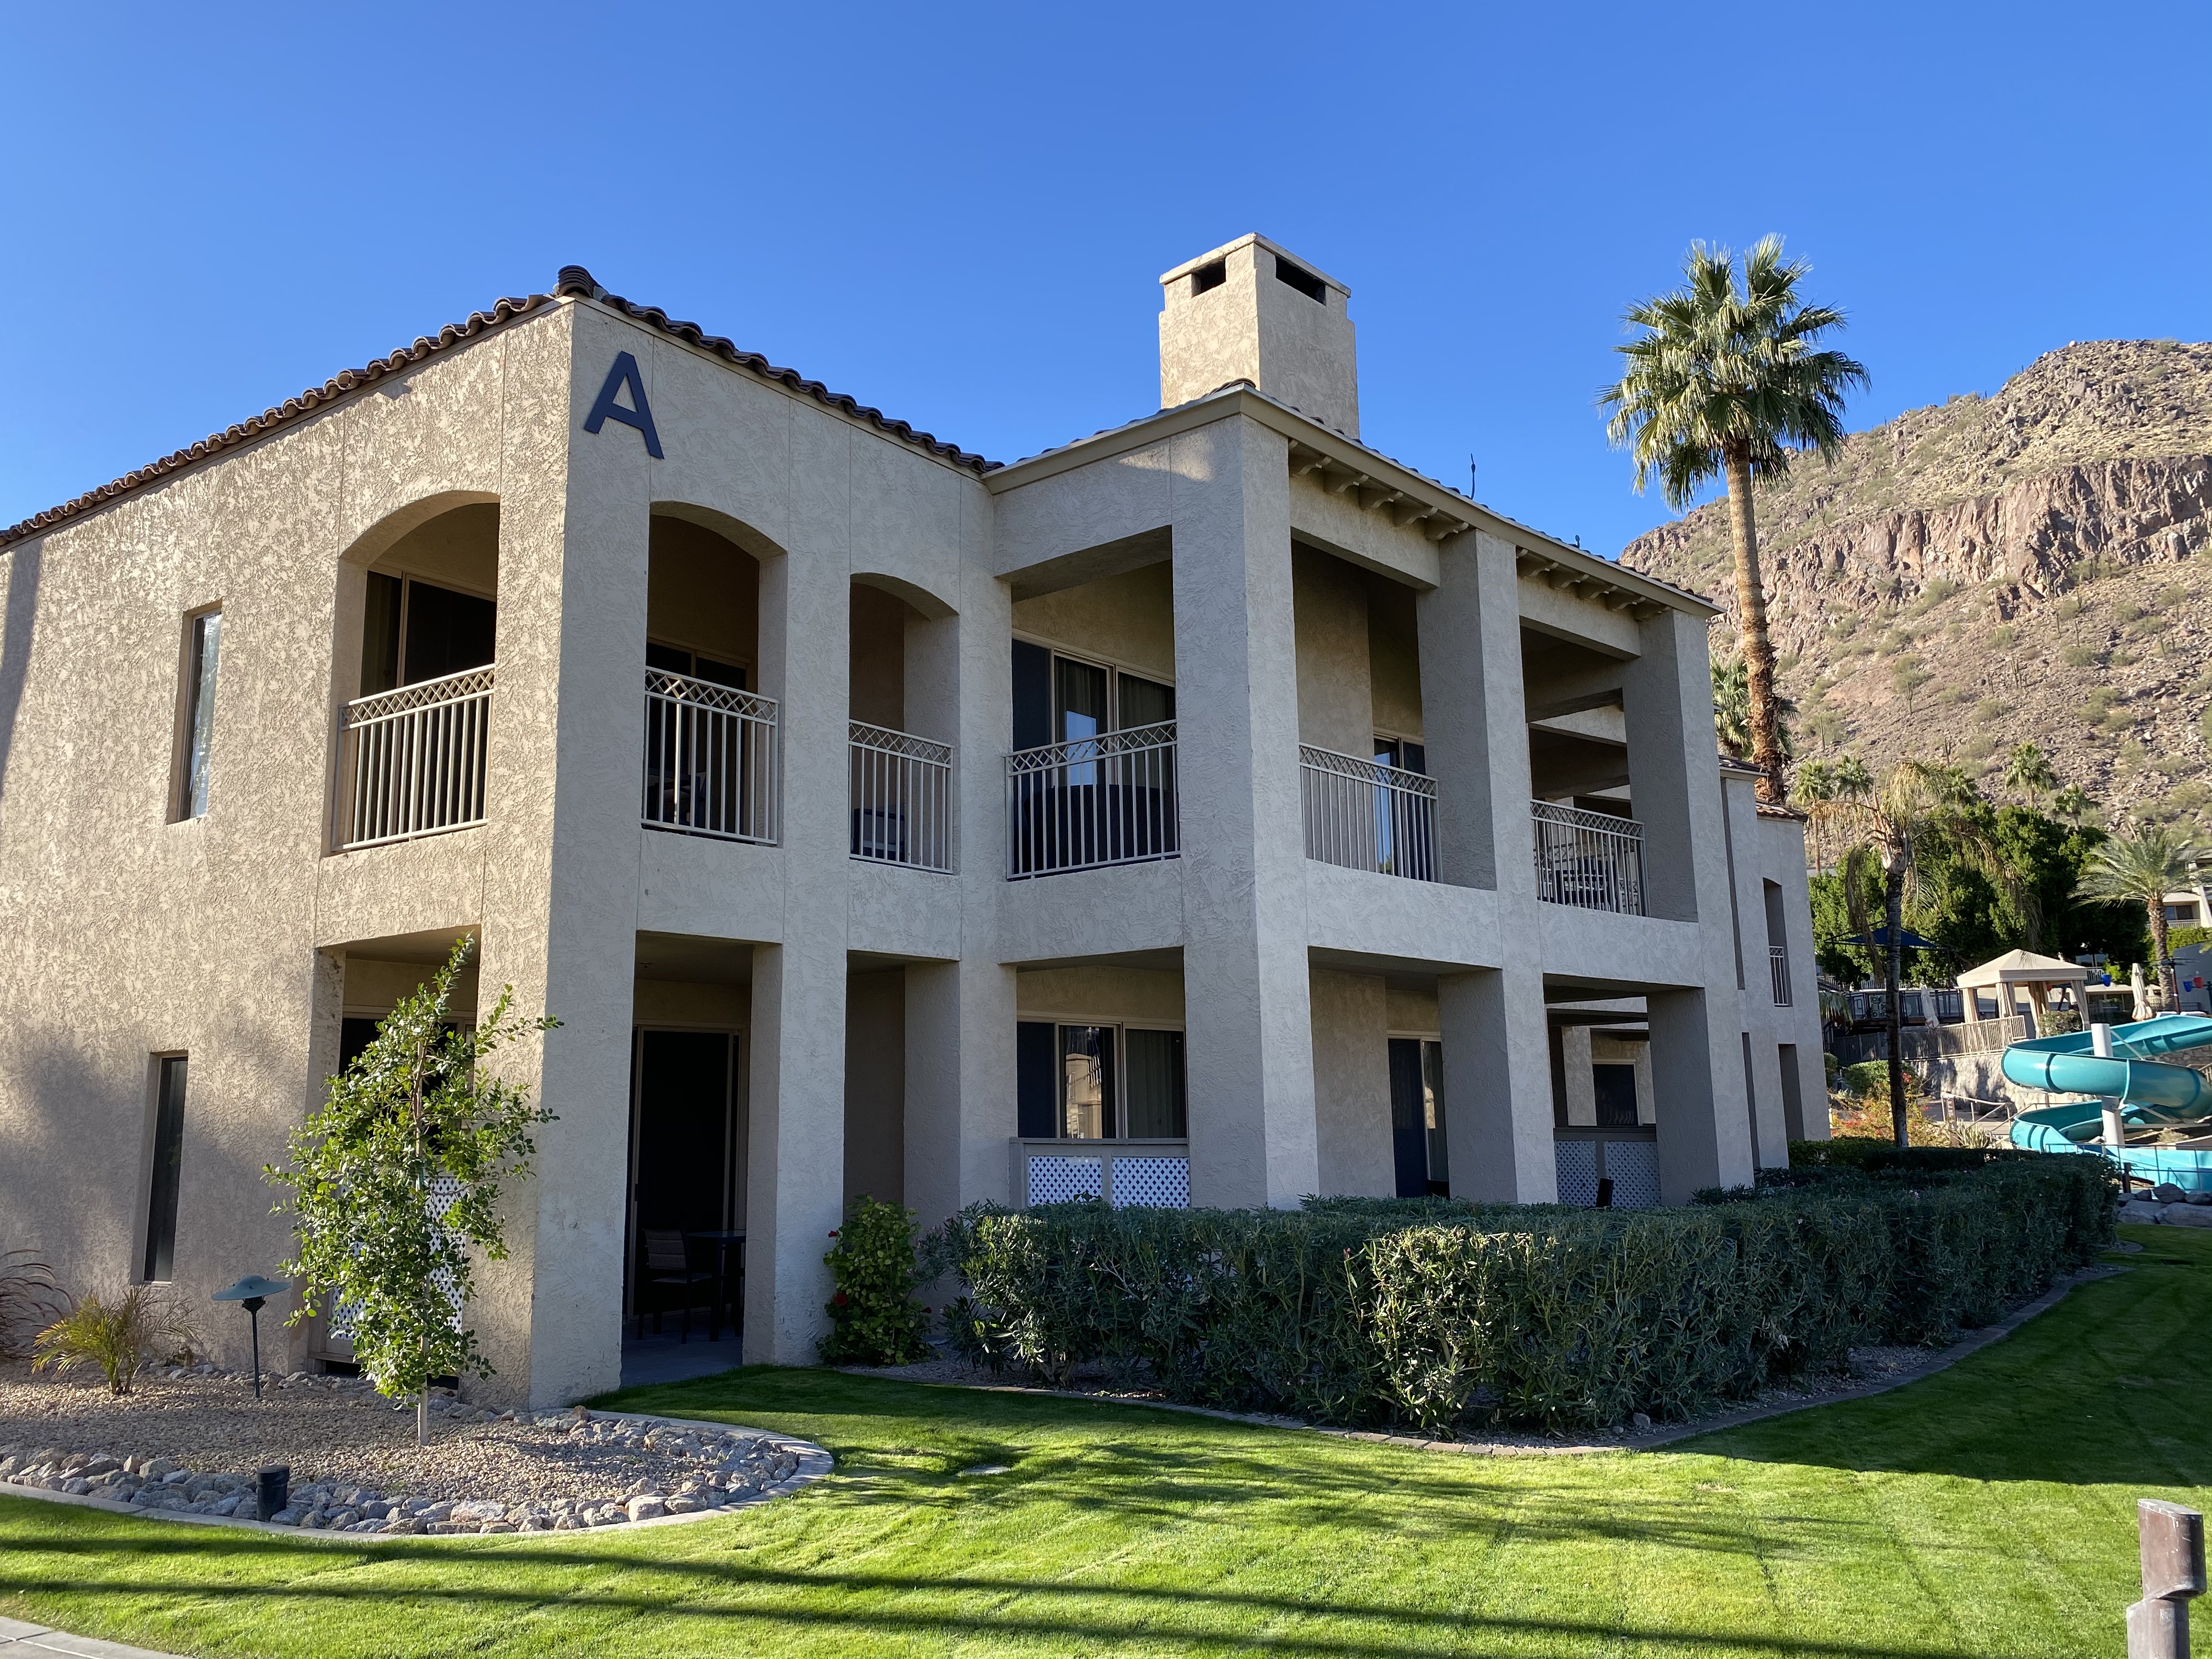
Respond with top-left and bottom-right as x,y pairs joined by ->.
849,577 -> 955,872
642,512 -> 774,844
332,499 -> 501,850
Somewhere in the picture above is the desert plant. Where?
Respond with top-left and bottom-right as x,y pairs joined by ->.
819,1195 -> 933,1367
1601,236 -> 1867,805
2077,825 -> 2200,1006
267,936 -> 557,1445
30,1286 -> 200,1395
0,1250 -> 69,1362
2003,741 -> 2058,807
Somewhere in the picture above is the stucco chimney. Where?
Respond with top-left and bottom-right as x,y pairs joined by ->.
1158,234 -> 1359,437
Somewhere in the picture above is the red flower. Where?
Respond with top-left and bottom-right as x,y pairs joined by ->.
828,1230 -> 839,1238
832,1292 -> 849,1306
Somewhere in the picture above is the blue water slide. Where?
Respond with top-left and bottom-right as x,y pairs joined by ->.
2001,1014 -> 2212,1190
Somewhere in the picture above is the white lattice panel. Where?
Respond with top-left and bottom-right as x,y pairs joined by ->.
1555,1141 -> 1599,1207
328,1176 -> 466,1342
1110,1156 -> 1190,1209
1028,1155 -> 1104,1206
1602,1141 -> 1661,1210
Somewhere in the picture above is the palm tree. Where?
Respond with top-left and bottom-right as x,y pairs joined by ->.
1808,760 -> 2016,1146
1713,656 -> 1796,765
2053,784 -> 2094,828
1602,238 -> 1869,808
2003,741 -> 2058,807
2078,824 -> 2200,1007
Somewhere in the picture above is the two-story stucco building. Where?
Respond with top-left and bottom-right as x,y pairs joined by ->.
0,235 -> 1826,1404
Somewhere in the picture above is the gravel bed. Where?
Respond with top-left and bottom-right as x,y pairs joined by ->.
0,1361 -> 806,1533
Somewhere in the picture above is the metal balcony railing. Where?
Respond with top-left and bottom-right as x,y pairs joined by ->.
1299,746 -> 1437,881
1005,721 -> 1179,878
1531,800 -> 1645,915
642,670 -> 778,844
337,665 -> 494,849
850,720 -> 953,872
1769,944 -> 1793,1007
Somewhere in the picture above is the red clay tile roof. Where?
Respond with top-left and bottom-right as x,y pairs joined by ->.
554,268 -> 992,476
0,266 -> 992,549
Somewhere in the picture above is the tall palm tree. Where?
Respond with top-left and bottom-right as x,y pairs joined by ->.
1602,238 -> 1869,807
2053,784 -> 2094,828
1808,760 -> 2015,1147
2003,741 -> 2058,807
1713,656 -> 1797,764
2078,824 -> 2200,1007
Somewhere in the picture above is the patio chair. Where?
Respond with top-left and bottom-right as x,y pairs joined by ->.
635,1229 -> 717,1343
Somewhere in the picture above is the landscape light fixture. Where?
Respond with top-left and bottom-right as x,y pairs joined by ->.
211,1276 -> 290,1399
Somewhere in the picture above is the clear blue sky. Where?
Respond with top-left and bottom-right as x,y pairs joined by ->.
5,1 -> 2206,561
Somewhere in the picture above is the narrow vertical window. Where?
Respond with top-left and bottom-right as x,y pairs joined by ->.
144,1056 -> 189,1282
178,610 -> 222,818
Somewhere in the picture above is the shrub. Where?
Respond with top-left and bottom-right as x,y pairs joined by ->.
820,1195 -> 933,1366
31,1287 -> 200,1395
942,1152 -> 2111,1435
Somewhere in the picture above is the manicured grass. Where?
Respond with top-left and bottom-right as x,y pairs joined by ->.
2,1226 -> 2205,1658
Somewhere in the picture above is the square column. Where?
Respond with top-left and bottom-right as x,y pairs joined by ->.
1649,988 -> 1756,1200
743,444 -> 855,1364
471,303 -> 651,1407
1422,529 -> 1555,1201
1170,415 -> 1318,1209
904,957 -> 1019,1227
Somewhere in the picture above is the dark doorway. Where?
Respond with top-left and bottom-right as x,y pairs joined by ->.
1593,1063 -> 1640,1128
1388,1039 -> 1429,1198
627,1031 -> 740,1321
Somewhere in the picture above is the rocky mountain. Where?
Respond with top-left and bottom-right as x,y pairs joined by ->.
1617,339 -> 2212,828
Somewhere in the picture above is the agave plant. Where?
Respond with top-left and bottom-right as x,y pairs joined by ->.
31,1286 -> 201,1396
0,1250 -> 69,1362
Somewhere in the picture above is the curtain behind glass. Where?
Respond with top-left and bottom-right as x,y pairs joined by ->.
1122,1028 -> 1186,1137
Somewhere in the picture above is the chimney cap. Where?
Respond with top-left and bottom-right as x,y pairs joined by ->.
1159,234 -> 1350,298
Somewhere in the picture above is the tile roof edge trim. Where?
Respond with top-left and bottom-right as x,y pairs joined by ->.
1,266 -> 996,550
0,291 -> 557,549
559,269 -> 992,476
983,385 -> 1722,619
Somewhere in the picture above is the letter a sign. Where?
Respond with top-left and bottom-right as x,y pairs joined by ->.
583,351 -> 664,459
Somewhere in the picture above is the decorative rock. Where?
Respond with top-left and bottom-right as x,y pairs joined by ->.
1632,1412 -> 1653,1431
143,1458 -> 179,1480
2152,1182 -> 2187,1204
2164,1204 -> 2212,1228
450,1499 -> 505,1523
665,1495 -> 703,1514
625,1496 -> 668,1522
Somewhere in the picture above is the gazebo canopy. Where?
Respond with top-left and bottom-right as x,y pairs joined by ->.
1954,949 -> 2089,991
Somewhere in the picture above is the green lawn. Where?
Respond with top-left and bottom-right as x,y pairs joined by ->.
2,1226 -> 2205,1658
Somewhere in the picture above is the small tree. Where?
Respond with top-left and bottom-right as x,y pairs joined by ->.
2053,783 -> 2094,829
267,938 -> 556,1444
2004,741 -> 2058,808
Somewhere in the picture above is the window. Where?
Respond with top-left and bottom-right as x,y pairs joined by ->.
1017,1020 -> 1186,1139
1010,640 -> 1175,749
177,610 -> 222,819
359,573 -> 495,695
143,1056 -> 188,1282
646,641 -> 747,689
1373,736 -> 1426,775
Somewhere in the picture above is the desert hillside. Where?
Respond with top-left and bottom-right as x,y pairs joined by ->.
1617,339 -> 2212,827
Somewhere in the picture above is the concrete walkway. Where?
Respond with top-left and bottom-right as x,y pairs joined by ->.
0,1615 -> 183,1659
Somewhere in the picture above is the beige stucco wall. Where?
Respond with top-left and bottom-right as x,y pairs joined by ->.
1009,561 -> 1175,685
1015,966 -> 1184,1025
1309,968 -> 1394,1197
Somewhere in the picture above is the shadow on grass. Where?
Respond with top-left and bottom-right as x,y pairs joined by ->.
0,1528 -> 2014,1659
1683,1233 -> 2212,1488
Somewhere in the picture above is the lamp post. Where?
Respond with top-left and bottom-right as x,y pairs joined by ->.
212,1276 -> 291,1399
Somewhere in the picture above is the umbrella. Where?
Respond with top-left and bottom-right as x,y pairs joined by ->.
1839,927 -> 1943,951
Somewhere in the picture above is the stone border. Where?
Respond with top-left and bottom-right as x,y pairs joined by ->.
855,1260 -> 2134,1457
0,1410 -> 832,1544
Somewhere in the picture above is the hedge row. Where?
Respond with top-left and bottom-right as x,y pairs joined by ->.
941,1145 -> 2114,1433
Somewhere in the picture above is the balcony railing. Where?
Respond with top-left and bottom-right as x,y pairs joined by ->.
337,665 -> 494,849
642,670 -> 778,844
1299,745 -> 1437,881
1532,800 -> 1645,915
850,721 -> 953,872
1005,721 -> 1178,879
1769,944 -> 1793,1007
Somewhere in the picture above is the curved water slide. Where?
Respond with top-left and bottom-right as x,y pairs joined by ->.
2002,1014 -> 2212,1192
